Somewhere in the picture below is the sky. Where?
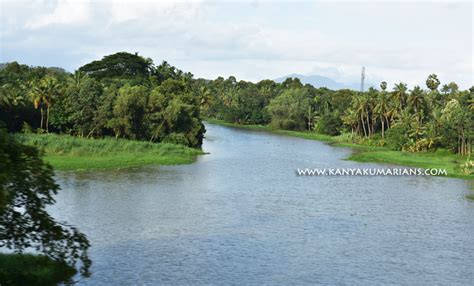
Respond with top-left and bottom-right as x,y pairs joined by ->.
0,0 -> 472,89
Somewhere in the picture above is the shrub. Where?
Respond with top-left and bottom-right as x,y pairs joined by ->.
0,253 -> 76,286
315,112 -> 342,136
162,132 -> 189,146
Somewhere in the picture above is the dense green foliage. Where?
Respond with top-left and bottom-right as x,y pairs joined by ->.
15,133 -> 203,171
201,75 -> 473,159
266,88 -> 311,130
0,52 -> 472,165
0,253 -> 76,286
0,129 -> 90,278
79,52 -> 152,80
0,52 -> 204,147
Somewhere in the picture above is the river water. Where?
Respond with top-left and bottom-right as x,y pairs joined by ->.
52,123 -> 474,285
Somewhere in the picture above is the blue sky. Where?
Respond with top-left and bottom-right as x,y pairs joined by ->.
0,0 -> 472,88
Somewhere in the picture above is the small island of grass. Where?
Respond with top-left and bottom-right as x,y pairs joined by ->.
14,133 -> 203,171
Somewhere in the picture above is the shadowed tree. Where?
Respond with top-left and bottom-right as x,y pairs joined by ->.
0,128 -> 91,278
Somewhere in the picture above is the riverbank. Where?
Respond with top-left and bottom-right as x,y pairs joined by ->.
14,133 -> 203,171
0,253 -> 76,285
206,119 -> 472,180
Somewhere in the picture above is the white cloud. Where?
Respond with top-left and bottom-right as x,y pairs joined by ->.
106,0 -> 203,24
25,0 -> 91,29
1,0 -> 472,88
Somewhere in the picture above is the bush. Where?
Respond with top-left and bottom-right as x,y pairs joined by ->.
162,132 -> 189,146
271,119 -> 302,131
460,158 -> 474,175
332,132 -> 356,143
315,112 -> 342,136
385,125 -> 409,150
21,122 -> 33,134
0,253 -> 76,286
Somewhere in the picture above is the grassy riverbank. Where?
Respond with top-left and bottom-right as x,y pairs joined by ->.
14,133 -> 203,171
206,119 -> 472,180
0,253 -> 76,285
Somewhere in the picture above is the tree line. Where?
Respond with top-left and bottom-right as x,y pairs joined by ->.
198,75 -> 473,156
0,52 -> 204,148
1,52 -> 472,155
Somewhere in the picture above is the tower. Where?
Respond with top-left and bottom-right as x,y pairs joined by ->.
360,66 -> 365,92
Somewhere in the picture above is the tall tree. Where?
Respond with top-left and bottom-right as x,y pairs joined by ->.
392,82 -> 408,112
0,128 -> 91,277
29,76 -> 61,132
79,52 -> 152,80
375,85 -> 389,139
408,86 -> 425,122
267,88 -> 310,130
441,99 -> 471,155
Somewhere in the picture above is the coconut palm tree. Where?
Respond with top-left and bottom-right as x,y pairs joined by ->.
30,82 -> 47,130
198,85 -> 213,117
0,83 -> 24,107
354,93 -> 371,137
392,82 -> 408,111
366,88 -> 378,136
423,107 -> 443,150
71,70 -> 86,88
342,108 -> 359,135
29,76 -> 61,132
374,89 -> 389,139
408,85 -> 425,122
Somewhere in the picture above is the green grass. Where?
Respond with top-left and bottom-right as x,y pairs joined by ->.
206,119 -> 473,180
14,133 -> 204,171
346,148 -> 471,179
0,253 -> 76,286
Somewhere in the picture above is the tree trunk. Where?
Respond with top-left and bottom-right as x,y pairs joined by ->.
381,119 -> 385,139
458,134 -> 461,154
366,112 -> 371,137
40,108 -> 44,130
87,127 -> 96,138
308,106 -> 312,131
372,118 -> 376,135
469,138 -> 472,155
461,129 -> 466,156
361,116 -> 367,137
46,106 -> 50,133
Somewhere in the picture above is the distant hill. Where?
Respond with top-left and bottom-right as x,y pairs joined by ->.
274,73 -> 373,90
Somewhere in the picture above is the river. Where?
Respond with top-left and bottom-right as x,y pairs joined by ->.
51,123 -> 474,285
